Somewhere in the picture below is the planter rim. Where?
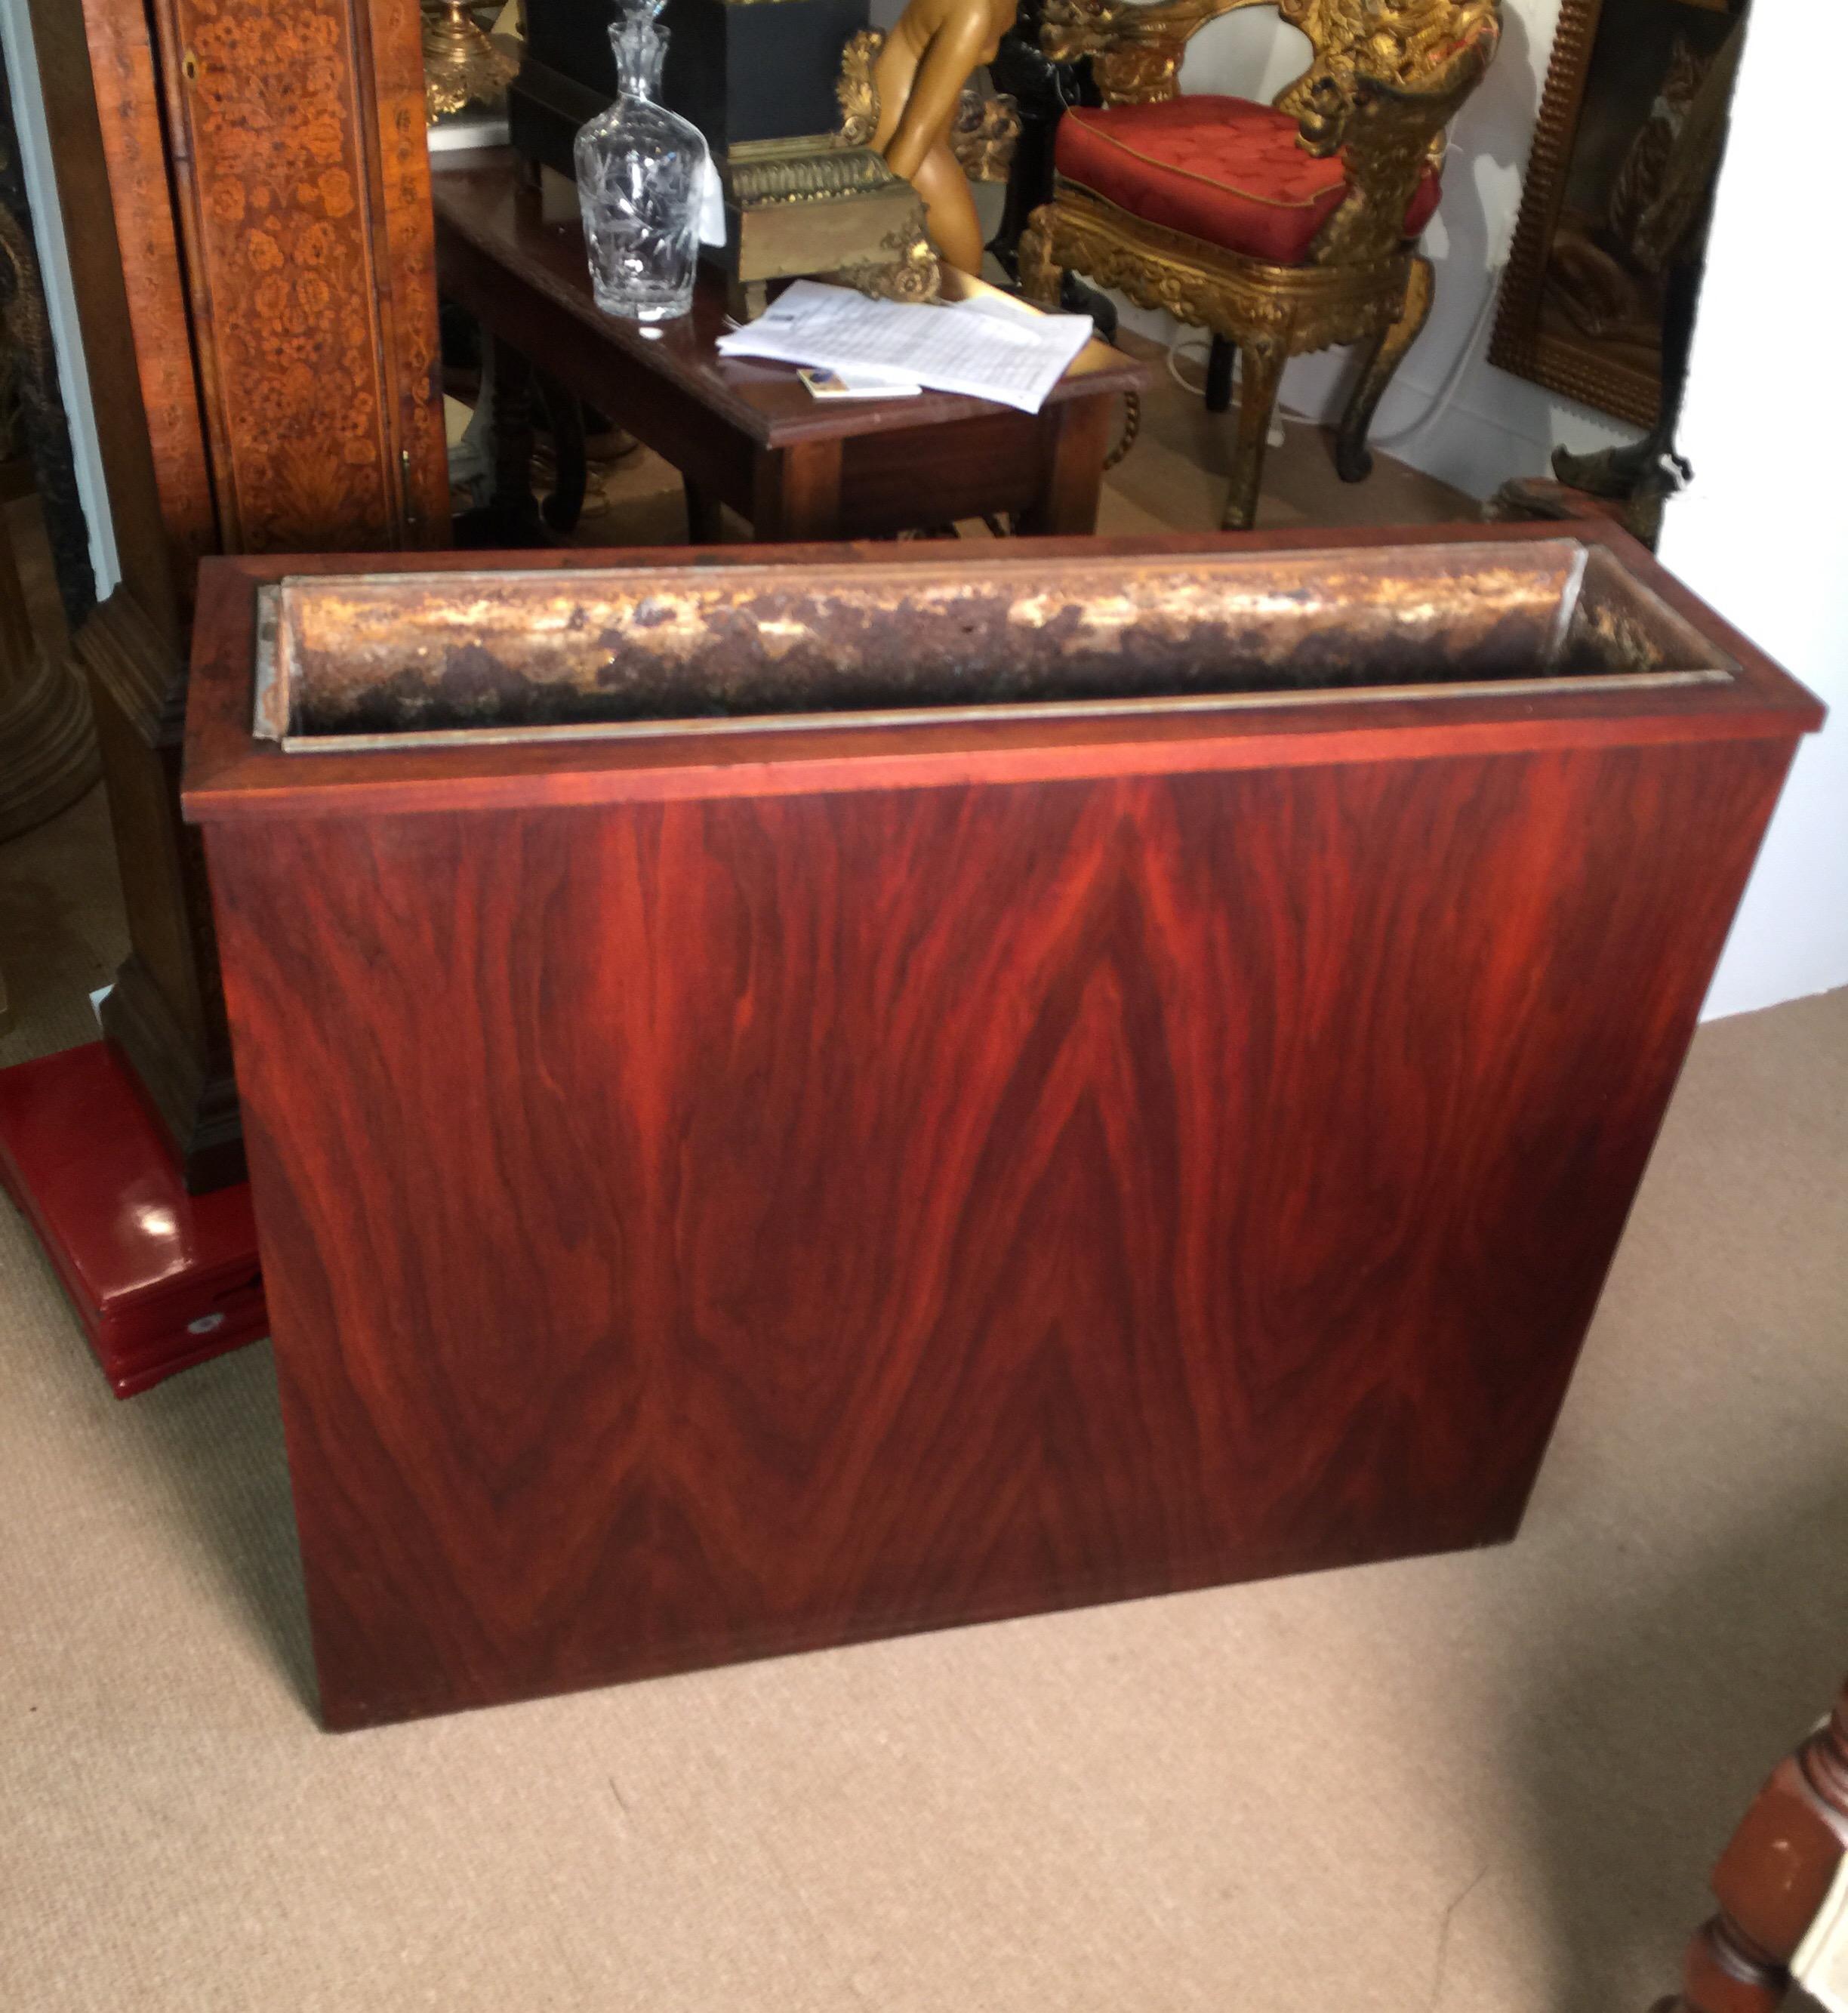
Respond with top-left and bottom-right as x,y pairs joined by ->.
183,524 -> 1825,825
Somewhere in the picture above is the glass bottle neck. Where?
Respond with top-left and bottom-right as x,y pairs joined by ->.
609,14 -> 667,101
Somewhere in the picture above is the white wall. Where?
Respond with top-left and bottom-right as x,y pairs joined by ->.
1656,5 -> 1848,1019
0,0 -> 119,597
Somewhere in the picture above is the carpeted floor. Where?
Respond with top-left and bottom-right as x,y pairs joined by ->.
2,781 -> 1844,2013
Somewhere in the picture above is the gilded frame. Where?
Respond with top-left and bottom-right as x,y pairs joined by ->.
1489,0 -> 1661,427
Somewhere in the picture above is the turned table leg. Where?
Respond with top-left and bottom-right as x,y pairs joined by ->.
1653,1680 -> 1848,2013
482,337 -> 544,546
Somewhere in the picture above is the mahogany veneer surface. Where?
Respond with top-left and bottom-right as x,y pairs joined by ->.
183,526 -> 1822,1728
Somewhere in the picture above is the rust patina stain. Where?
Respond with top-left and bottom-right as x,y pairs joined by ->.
266,542 -> 1727,741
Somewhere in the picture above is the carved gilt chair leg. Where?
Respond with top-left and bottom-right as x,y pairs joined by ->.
1335,255 -> 1434,484
1221,335 -> 1286,532
1205,336 -> 1235,415
1018,205 -> 1062,310
1651,1680 -> 1848,2013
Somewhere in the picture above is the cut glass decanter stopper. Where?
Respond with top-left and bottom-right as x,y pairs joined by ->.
574,0 -> 709,322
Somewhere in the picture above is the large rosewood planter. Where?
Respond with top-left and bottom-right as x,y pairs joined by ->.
183,527 -> 1821,1729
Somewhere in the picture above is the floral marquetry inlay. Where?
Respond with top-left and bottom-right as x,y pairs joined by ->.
166,0 -> 445,552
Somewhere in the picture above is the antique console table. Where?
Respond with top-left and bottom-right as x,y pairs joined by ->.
430,150 -> 1144,543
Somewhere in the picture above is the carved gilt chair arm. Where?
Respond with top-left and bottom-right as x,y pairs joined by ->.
1040,0 -> 1277,106
1303,17 -> 1500,265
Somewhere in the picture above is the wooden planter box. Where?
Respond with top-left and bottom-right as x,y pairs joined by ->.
184,526 -> 1821,1730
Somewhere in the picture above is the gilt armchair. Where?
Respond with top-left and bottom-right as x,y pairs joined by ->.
1018,0 -> 1501,529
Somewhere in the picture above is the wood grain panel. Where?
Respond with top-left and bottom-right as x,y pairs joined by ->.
204,720 -> 1796,1727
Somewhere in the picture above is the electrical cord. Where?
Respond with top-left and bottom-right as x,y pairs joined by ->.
1369,252 -> 1508,453
1166,327 -> 1289,448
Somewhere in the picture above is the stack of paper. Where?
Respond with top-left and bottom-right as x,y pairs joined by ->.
716,282 -> 1097,414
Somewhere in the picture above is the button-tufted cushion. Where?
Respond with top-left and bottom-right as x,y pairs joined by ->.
1055,96 -> 1443,267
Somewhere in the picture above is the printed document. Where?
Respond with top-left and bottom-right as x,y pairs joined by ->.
716,282 -> 1096,414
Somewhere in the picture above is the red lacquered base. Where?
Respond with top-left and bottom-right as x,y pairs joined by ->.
0,1042 -> 266,1397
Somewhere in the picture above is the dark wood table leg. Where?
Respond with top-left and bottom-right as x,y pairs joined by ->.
455,334 -> 547,548
1650,1679 -> 1848,2013
1016,393 -> 1113,536
535,372 -> 587,535
684,479 -> 725,544
490,338 -> 541,535
751,439 -> 843,541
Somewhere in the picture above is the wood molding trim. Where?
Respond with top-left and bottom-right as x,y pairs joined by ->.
29,0 -> 215,636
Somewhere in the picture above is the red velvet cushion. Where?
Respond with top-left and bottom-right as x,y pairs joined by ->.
1055,96 -> 1443,267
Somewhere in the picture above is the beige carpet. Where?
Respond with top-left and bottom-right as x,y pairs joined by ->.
2,786 -> 1846,2013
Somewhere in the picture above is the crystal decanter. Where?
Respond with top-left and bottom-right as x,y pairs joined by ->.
574,0 -> 709,321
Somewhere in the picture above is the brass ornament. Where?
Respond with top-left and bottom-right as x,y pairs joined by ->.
1038,0 -> 1498,133
728,139 -> 908,207
830,223 -> 944,303
836,29 -> 885,148
949,88 -> 1022,183
1273,0 -> 1497,123
423,0 -> 518,125
1101,389 -> 1141,470
1040,0 -> 1243,105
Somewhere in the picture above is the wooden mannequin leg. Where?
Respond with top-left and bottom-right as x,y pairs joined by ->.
1221,334 -> 1286,532
1652,1680 -> 1848,2013
1335,255 -> 1434,484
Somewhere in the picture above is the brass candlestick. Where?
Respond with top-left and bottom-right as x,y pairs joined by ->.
424,0 -> 519,124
